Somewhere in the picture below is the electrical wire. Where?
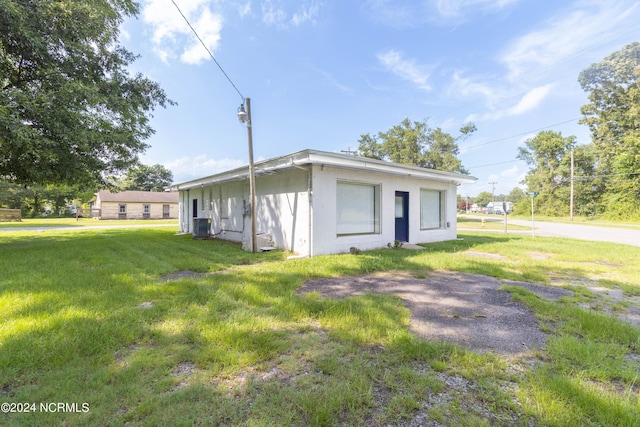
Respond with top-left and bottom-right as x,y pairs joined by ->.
464,117 -> 581,150
170,0 -> 245,101
575,171 -> 640,180
466,159 -> 524,169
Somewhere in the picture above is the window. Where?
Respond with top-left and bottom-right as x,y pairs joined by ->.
336,181 -> 380,235
119,204 -> 126,214
395,196 -> 405,218
143,204 -> 150,214
420,189 -> 444,229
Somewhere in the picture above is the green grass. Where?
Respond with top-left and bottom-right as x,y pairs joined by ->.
1,228 -> 639,425
0,217 -> 178,228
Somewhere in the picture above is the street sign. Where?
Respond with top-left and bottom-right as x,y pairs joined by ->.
527,191 -> 539,196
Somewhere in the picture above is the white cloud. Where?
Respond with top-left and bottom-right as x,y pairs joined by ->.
261,1 -> 287,26
500,165 -> 519,178
292,2 -> 321,26
164,155 -> 246,182
238,1 -> 251,18
508,84 -> 554,115
500,0 -> 640,81
142,0 -> 222,64
180,9 -> 222,64
364,0 -> 519,27
315,68 -> 354,94
377,50 -> 432,91
261,0 -> 322,28
466,83 -> 553,122
433,0 -> 520,19
448,71 -> 505,110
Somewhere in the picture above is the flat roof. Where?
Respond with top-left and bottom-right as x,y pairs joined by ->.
170,149 -> 476,191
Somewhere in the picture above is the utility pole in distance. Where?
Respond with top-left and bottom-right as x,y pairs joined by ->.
527,191 -> 539,237
570,149 -> 574,221
489,181 -> 497,211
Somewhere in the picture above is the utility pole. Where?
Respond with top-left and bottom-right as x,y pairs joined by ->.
527,192 -> 539,237
570,149 -> 574,221
489,181 -> 497,211
238,98 -> 257,252
341,147 -> 358,156
246,98 -> 257,253
503,196 -> 507,234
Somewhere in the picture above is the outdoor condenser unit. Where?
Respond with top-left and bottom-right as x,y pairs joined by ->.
192,218 -> 211,239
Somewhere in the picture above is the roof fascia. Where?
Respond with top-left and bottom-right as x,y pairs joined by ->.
170,149 -> 476,190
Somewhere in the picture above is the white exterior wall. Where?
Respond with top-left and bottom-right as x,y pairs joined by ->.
177,164 -> 460,257
178,169 -> 311,255
254,168 -> 311,254
310,165 -> 458,256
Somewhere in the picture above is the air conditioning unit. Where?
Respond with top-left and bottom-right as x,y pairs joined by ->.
192,218 -> 211,239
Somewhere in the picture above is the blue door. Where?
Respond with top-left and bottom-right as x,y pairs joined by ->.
395,191 -> 409,242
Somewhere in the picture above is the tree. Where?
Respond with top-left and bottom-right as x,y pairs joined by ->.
118,164 -> 173,192
0,0 -> 172,187
517,131 -> 579,216
578,42 -> 640,219
473,191 -> 493,208
507,187 -> 526,204
357,118 -> 475,173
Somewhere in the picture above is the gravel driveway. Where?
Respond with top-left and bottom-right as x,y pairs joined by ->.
299,270 -> 573,355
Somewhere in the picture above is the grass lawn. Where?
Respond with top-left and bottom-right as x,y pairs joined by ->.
1,228 -> 639,426
0,217 -> 178,228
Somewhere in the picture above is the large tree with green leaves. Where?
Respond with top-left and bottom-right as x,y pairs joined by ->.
578,42 -> 640,219
473,191 -> 493,208
517,131 -> 599,216
117,163 -> 173,192
357,118 -> 475,174
0,0 -> 172,187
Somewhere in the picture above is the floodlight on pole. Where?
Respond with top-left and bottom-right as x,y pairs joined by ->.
238,98 -> 257,253
237,104 -> 248,123
170,0 -> 257,252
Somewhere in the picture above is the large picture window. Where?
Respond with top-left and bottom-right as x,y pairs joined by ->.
420,189 -> 444,229
336,181 -> 380,235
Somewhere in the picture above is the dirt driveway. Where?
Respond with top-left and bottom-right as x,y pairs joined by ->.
298,270 -> 574,355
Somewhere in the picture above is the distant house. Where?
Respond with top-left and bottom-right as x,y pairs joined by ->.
92,190 -> 178,220
169,149 -> 476,256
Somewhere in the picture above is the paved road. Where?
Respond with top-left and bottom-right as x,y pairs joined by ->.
460,215 -> 640,247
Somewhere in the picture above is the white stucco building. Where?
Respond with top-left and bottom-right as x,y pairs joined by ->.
170,149 -> 475,256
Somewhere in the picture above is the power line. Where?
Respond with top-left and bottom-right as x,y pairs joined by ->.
170,0 -> 244,101
467,159 -> 524,169
464,117 -> 581,150
575,171 -> 640,180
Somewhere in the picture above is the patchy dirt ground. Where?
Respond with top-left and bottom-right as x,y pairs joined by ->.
298,270 -> 574,355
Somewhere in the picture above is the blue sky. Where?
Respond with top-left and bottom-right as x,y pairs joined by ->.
121,0 -> 640,197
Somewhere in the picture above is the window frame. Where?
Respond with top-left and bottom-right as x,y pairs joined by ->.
336,180 -> 381,236
420,189 -> 445,230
